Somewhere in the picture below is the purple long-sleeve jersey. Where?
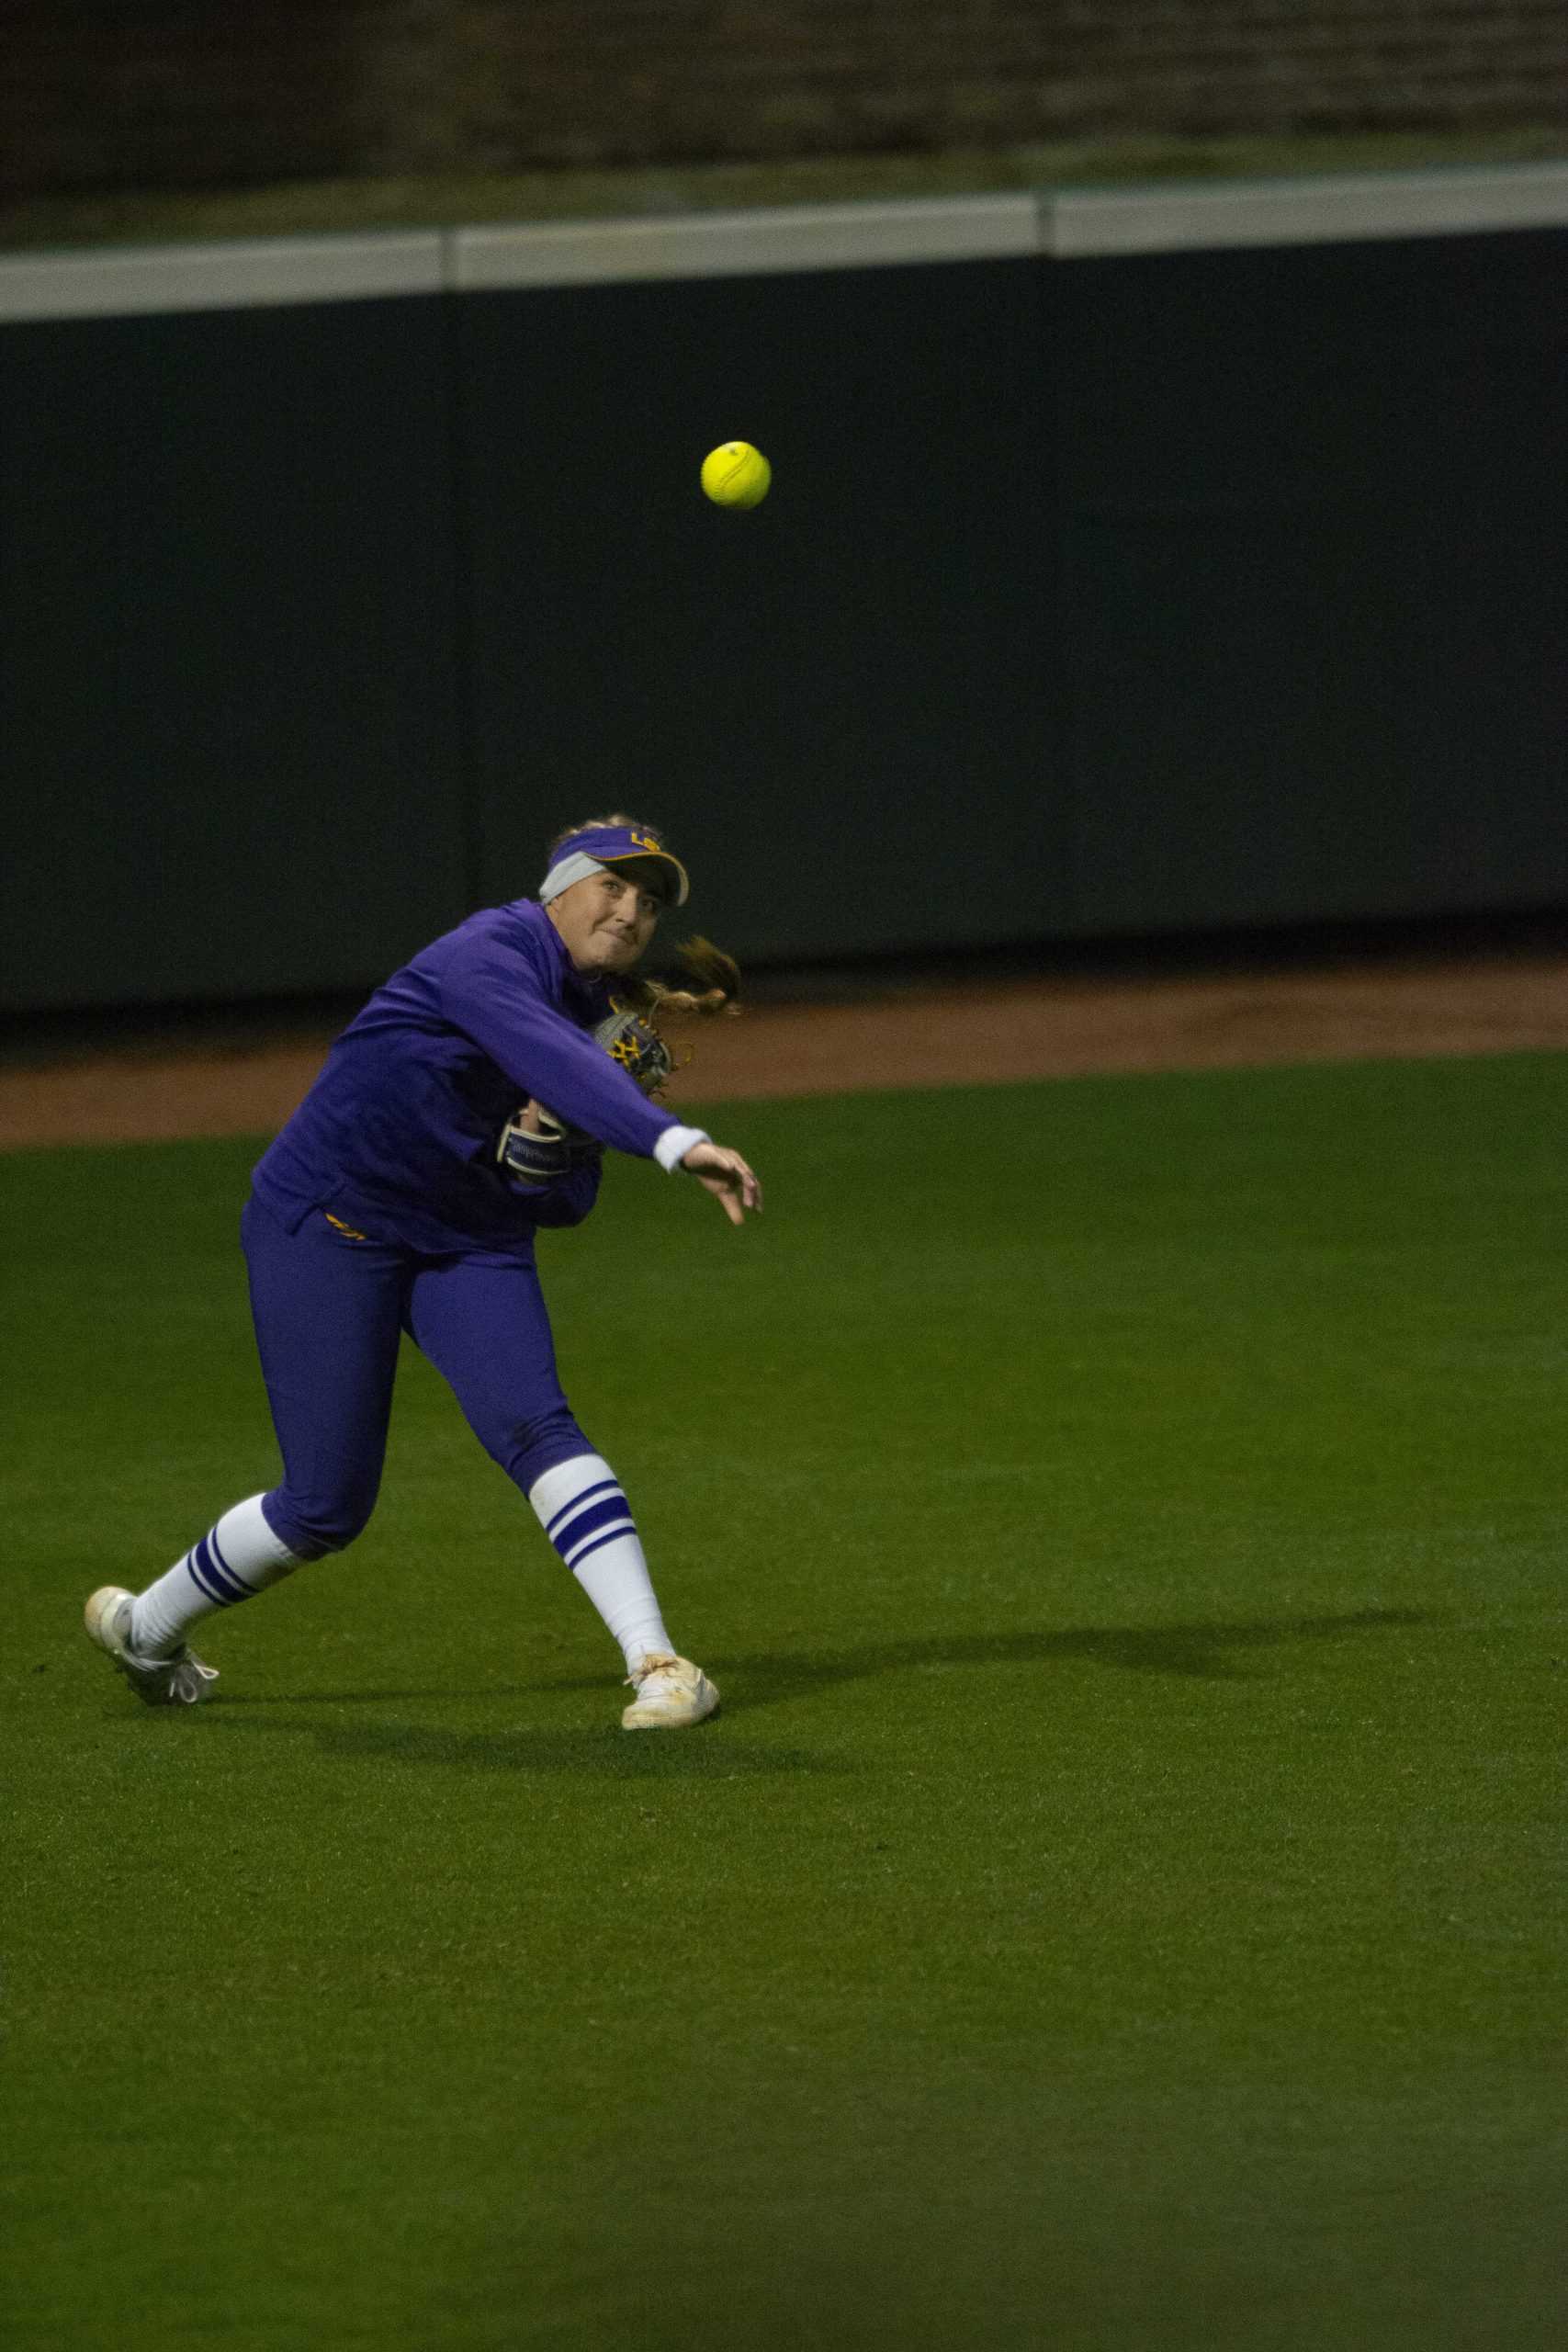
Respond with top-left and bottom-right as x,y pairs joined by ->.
252,899 -> 688,1253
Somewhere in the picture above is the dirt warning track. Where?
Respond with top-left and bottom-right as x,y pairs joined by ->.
4,948 -> 1565,1155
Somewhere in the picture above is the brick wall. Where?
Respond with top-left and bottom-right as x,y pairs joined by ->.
5,2 -> 1566,201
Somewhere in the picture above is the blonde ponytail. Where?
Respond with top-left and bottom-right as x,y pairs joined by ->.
624,935 -> 741,1023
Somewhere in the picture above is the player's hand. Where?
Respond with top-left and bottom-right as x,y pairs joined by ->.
682,1141 -> 762,1225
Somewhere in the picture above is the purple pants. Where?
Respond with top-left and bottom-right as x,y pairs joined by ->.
241,1195 -> 591,1561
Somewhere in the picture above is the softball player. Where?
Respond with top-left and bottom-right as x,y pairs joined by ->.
84,817 -> 760,1729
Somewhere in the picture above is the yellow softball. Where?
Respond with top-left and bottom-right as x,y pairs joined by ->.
701,441 -> 772,509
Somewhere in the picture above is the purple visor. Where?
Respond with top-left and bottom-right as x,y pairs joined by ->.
538,824 -> 690,909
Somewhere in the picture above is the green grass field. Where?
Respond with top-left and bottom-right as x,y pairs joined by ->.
6,1053 -> 1564,2351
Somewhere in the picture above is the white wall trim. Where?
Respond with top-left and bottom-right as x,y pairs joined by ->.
1,165 -> 1564,322
0,231 -> 446,322
1043,164 -> 1568,258
451,194 -> 1039,289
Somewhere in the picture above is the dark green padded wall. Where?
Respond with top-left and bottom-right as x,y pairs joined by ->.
0,298 -> 467,1010
1,228 -> 1562,1013
452,256 -> 1067,962
1056,229 -> 1568,931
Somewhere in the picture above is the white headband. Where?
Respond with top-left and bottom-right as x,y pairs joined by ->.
538,851 -> 609,904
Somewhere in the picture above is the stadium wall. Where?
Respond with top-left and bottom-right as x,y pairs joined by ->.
2,171 -> 1565,1012
5,2 -> 1568,200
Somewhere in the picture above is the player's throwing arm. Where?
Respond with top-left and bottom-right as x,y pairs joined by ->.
682,1139 -> 762,1226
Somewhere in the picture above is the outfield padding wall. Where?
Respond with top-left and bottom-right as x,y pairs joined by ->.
2,175 -> 1565,1011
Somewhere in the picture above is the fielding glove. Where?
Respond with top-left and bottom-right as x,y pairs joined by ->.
592,1001 -> 674,1093
497,1106 -> 600,1187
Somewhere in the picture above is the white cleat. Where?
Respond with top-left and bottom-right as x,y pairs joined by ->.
84,1585 -> 219,1707
621,1652 -> 719,1731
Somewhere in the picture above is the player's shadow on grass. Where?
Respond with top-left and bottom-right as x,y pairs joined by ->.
716,1606 -> 1434,1712
198,1712 -> 837,1778
192,1610 -> 1430,1756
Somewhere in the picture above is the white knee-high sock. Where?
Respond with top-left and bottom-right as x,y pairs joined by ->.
527,1453 -> 674,1674
131,1495 -> 301,1657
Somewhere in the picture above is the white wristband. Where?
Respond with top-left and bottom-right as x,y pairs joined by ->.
655,1124 -> 710,1173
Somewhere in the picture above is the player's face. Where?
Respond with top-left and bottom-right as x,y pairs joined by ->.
547,870 -> 660,975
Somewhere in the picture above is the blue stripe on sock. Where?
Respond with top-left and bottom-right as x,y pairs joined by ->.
197,1532 -> 250,1601
564,1521 -> 637,1575
563,1517 -> 635,1569
207,1521 -> 254,1598
185,1544 -> 224,1604
551,1492 -> 632,1562
190,1532 -> 249,1605
545,1477 -> 618,1541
